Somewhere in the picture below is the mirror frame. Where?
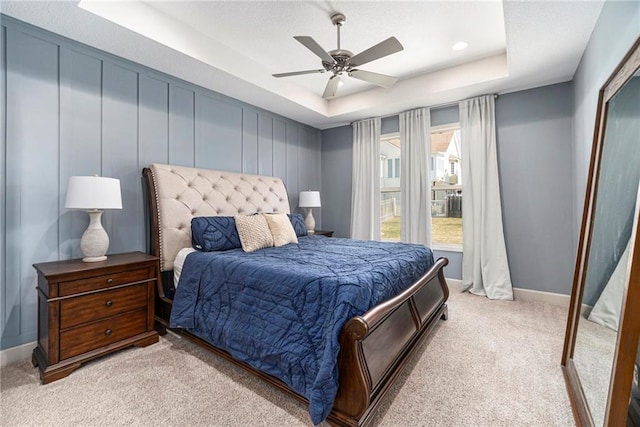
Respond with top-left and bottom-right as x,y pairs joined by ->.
562,36 -> 640,427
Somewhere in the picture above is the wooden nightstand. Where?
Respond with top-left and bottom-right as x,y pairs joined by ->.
312,230 -> 334,237
32,252 -> 159,384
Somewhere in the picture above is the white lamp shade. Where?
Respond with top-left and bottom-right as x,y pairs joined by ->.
299,191 -> 321,208
65,176 -> 122,210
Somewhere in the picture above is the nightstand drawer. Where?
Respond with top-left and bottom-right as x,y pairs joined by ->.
59,268 -> 149,297
60,284 -> 148,329
60,309 -> 148,360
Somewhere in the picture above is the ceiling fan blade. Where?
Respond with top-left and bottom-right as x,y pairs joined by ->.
273,69 -> 326,78
322,75 -> 340,99
349,37 -> 404,67
294,36 -> 336,64
349,69 -> 398,88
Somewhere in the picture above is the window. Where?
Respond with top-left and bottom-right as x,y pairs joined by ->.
379,125 -> 463,249
380,135 -> 401,241
430,125 -> 462,249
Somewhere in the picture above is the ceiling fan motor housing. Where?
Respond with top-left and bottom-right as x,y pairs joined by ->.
323,49 -> 354,74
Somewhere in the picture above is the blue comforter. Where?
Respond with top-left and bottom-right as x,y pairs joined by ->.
170,235 -> 434,424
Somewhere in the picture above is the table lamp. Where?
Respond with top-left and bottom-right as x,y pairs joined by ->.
299,191 -> 321,234
65,175 -> 122,262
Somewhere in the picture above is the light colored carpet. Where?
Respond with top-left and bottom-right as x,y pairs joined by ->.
1,290 -> 575,426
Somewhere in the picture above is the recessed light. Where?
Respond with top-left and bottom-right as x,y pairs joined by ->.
452,41 -> 468,51
338,80 -> 344,87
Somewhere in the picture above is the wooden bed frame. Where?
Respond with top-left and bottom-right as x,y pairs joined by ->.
143,164 -> 449,426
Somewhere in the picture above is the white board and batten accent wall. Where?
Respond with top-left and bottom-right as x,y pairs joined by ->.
0,15 -> 321,352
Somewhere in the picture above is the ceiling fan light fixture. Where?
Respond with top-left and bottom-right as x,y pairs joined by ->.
273,13 -> 404,99
452,41 -> 469,51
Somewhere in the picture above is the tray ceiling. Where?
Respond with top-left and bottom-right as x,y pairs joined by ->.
2,1 -> 604,129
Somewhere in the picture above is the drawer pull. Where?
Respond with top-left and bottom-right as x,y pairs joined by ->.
107,278 -> 114,284
105,300 -> 113,307
105,329 -> 113,336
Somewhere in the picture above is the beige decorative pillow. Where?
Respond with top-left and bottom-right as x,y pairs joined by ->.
264,213 -> 299,247
234,214 -> 274,252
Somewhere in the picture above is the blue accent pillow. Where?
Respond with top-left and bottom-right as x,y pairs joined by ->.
288,213 -> 308,237
191,217 -> 241,251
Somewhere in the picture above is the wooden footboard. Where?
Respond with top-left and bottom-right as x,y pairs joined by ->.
330,258 -> 449,426
152,258 -> 448,427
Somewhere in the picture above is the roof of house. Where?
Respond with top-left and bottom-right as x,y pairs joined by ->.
387,138 -> 400,148
432,130 -> 455,153
384,132 -> 455,154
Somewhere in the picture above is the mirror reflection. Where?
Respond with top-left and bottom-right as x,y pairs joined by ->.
573,69 -> 640,426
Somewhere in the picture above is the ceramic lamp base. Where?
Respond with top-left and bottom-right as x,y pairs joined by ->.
82,255 -> 108,263
305,208 -> 316,234
80,210 -> 110,263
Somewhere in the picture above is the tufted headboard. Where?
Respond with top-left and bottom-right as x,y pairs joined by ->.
144,163 -> 290,271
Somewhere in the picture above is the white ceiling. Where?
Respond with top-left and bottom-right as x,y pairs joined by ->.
2,1 -> 604,129
146,1 -> 508,97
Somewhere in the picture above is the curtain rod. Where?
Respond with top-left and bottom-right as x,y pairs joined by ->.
351,93 -> 499,125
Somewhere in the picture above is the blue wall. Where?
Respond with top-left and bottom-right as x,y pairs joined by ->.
496,83 -> 574,294
0,16 -> 321,350
320,126 -> 353,240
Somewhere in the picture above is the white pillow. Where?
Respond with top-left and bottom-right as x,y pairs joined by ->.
234,214 -> 274,252
173,247 -> 196,289
264,213 -> 298,247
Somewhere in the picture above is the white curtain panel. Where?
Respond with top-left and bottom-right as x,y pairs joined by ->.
351,117 -> 381,240
460,95 -> 513,300
588,238 -> 632,331
399,108 -> 432,246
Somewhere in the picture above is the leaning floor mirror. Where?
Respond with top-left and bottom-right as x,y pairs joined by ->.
562,36 -> 640,426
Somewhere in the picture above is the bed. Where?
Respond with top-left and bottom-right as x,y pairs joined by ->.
143,163 -> 449,426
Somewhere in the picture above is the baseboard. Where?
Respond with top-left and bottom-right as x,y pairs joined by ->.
512,287 -> 571,307
444,278 -> 570,307
445,278 -> 463,292
1,341 -> 36,367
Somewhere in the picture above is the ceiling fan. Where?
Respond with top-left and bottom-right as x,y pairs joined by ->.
273,13 -> 404,98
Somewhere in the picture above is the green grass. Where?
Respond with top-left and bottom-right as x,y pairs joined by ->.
381,216 -> 401,241
432,217 -> 463,245
381,216 -> 462,245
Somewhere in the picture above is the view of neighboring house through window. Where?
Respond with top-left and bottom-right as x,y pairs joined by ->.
379,125 -> 462,249
430,125 -> 462,248
380,135 -> 401,241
